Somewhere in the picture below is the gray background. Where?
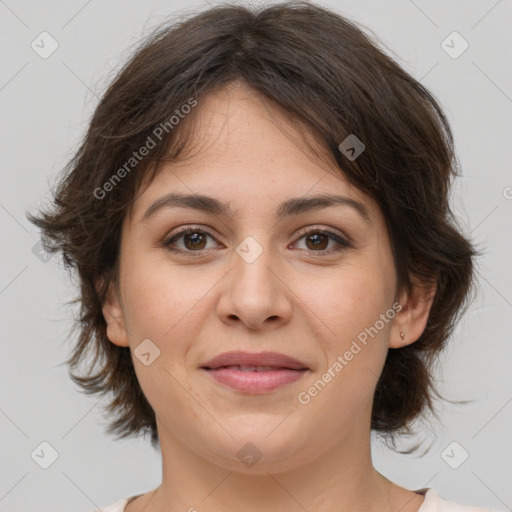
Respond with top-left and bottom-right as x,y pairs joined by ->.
1,0 -> 511,510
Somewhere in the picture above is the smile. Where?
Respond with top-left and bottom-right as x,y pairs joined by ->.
201,366 -> 308,393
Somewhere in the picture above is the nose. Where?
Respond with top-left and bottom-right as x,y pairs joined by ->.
216,243 -> 293,330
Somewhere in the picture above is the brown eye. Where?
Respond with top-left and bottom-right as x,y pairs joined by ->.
164,227 -> 217,252
304,232 -> 330,251
293,228 -> 351,254
182,232 -> 207,250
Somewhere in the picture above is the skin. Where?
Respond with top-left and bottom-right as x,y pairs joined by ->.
102,81 -> 434,512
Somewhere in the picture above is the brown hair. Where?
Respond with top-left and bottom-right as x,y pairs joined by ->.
28,1 -> 476,449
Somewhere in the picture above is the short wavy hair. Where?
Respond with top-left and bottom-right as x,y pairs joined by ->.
28,1 -> 476,449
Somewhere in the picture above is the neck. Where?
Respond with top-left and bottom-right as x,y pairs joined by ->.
140,416 -> 422,512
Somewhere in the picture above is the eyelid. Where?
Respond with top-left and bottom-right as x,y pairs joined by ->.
163,225 -> 219,251
162,224 -> 352,254
291,226 -> 352,254
294,225 -> 351,245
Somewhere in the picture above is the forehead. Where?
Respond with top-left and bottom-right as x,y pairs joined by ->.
128,83 -> 379,226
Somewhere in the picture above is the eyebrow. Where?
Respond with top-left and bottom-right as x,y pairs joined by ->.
141,192 -> 371,225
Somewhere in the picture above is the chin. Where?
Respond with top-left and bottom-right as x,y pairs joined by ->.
202,425 -> 313,475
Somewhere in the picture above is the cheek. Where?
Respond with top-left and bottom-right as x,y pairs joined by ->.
119,254 -> 207,415
313,257 -> 396,399
295,268 -> 393,423
119,246 -> 200,332
296,259 -> 395,349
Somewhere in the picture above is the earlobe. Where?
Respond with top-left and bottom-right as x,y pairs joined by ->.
389,281 -> 436,349
100,280 -> 130,348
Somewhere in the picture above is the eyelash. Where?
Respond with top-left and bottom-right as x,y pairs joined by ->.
162,225 -> 352,256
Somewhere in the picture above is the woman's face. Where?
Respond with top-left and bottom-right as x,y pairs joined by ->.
105,83 -> 405,473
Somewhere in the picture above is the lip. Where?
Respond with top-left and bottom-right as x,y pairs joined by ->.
201,350 -> 309,370
200,351 -> 310,394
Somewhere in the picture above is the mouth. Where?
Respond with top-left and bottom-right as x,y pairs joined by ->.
200,351 -> 310,393
210,365 -> 300,372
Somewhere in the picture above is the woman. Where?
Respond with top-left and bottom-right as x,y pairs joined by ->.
28,2 -> 495,511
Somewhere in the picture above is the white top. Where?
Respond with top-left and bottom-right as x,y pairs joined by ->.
94,488 -> 497,512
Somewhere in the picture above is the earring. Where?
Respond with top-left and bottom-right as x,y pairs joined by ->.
400,331 -> 405,345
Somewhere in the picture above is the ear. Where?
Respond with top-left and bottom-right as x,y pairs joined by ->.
389,279 -> 436,349
100,279 -> 130,348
